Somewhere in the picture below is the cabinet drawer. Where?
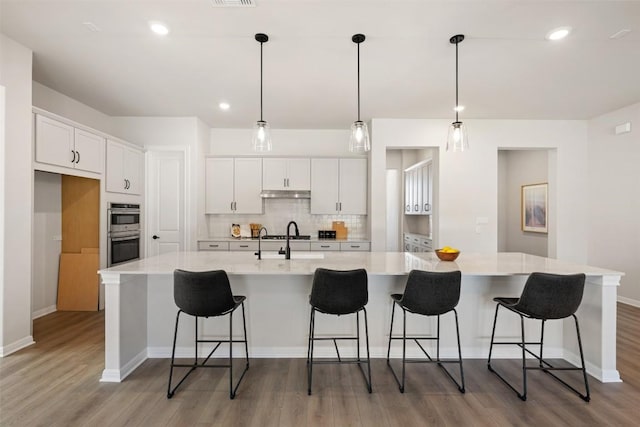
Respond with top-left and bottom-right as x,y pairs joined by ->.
340,242 -> 370,252
229,241 -> 259,251
198,241 -> 229,251
260,241 -> 310,251
311,242 -> 340,251
420,238 -> 433,249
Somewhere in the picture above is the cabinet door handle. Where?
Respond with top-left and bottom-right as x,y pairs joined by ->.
209,244 -> 219,248
351,245 -> 360,248
336,202 -> 339,212
284,178 -> 287,187
339,202 -> 342,211
75,150 -> 80,164
152,235 -> 160,240
406,204 -> 410,211
71,150 -> 76,163
123,179 -> 127,189
320,245 -> 330,248
415,204 -> 419,211
239,244 -> 248,248
231,202 -> 234,211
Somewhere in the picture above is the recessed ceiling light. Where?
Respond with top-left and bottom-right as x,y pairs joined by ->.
546,27 -> 571,41
149,21 -> 169,36
82,22 -> 101,32
454,105 -> 465,112
219,102 -> 230,111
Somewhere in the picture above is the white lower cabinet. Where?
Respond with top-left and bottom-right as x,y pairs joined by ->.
198,240 -> 370,252
403,233 -> 432,253
106,139 -> 143,195
197,241 -> 229,251
35,114 -> 104,174
340,242 -> 371,252
310,242 -> 340,251
260,241 -> 311,251
229,241 -> 259,251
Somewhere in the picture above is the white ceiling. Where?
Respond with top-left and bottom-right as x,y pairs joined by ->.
1,0 -> 639,129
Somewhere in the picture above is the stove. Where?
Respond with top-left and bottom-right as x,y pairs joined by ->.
261,235 -> 311,240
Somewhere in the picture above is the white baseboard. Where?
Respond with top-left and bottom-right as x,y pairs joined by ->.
617,296 -> 640,308
0,335 -> 35,357
99,349 -> 147,383
32,305 -> 57,320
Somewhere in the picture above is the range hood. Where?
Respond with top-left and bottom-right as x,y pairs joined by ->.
260,190 -> 311,199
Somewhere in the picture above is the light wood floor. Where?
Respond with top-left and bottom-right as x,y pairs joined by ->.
1,304 -> 640,426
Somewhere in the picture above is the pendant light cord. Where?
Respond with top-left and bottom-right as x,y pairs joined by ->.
260,40 -> 264,122
357,41 -> 361,122
455,40 -> 459,123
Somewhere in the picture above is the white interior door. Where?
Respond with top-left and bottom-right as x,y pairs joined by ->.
147,150 -> 185,257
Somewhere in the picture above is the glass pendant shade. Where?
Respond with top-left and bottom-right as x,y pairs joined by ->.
349,120 -> 370,153
446,121 -> 469,152
252,120 -> 272,152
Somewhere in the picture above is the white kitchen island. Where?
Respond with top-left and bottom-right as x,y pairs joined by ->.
99,251 -> 623,384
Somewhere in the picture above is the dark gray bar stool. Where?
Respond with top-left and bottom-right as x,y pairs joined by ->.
167,269 -> 249,400
386,270 -> 465,393
487,272 -> 590,402
307,268 -> 372,395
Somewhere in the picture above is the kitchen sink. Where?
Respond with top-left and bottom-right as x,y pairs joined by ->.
260,252 -> 325,260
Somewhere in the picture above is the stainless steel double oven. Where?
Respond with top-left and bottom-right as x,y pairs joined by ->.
107,203 -> 140,266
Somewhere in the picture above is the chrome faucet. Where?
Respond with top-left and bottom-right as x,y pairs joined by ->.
285,221 -> 299,260
254,226 -> 268,260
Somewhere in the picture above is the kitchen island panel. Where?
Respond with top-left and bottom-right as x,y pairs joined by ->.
99,252 -> 622,384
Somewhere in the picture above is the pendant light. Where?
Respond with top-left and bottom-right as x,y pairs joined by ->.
349,34 -> 370,153
252,33 -> 272,152
446,34 -> 469,152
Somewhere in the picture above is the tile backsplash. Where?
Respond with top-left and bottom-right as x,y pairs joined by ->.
206,199 -> 367,239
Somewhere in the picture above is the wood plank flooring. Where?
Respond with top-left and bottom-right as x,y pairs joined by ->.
1,304 -> 639,426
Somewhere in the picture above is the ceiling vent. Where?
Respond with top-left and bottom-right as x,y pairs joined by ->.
210,0 -> 255,7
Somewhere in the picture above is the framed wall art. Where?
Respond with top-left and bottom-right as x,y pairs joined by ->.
521,183 -> 548,233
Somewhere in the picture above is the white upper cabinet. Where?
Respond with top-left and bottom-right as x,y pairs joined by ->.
262,158 -> 310,191
106,139 -> 143,195
311,158 -> 367,215
205,158 -> 263,214
422,162 -> 433,214
404,160 -> 432,215
35,114 -> 104,174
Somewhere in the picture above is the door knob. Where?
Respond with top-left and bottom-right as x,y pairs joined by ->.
152,235 -> 160,240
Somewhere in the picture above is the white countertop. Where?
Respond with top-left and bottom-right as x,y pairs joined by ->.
100,251 -> 623,278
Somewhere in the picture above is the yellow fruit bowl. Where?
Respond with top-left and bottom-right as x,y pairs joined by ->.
435,249 -> 460,262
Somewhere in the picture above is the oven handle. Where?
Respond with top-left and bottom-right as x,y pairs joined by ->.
109,209 -> 141,215
110,234 -> 140,242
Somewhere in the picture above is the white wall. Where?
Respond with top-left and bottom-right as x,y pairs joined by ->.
32,172 -> 61,318
498,149 -> 549,256
0,34 -> 34,355
32,81 -> 115,136
112,117 -> 198,250
370,119 -> 588,263
210,128 -> 360,157
588,102 -> 640,305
